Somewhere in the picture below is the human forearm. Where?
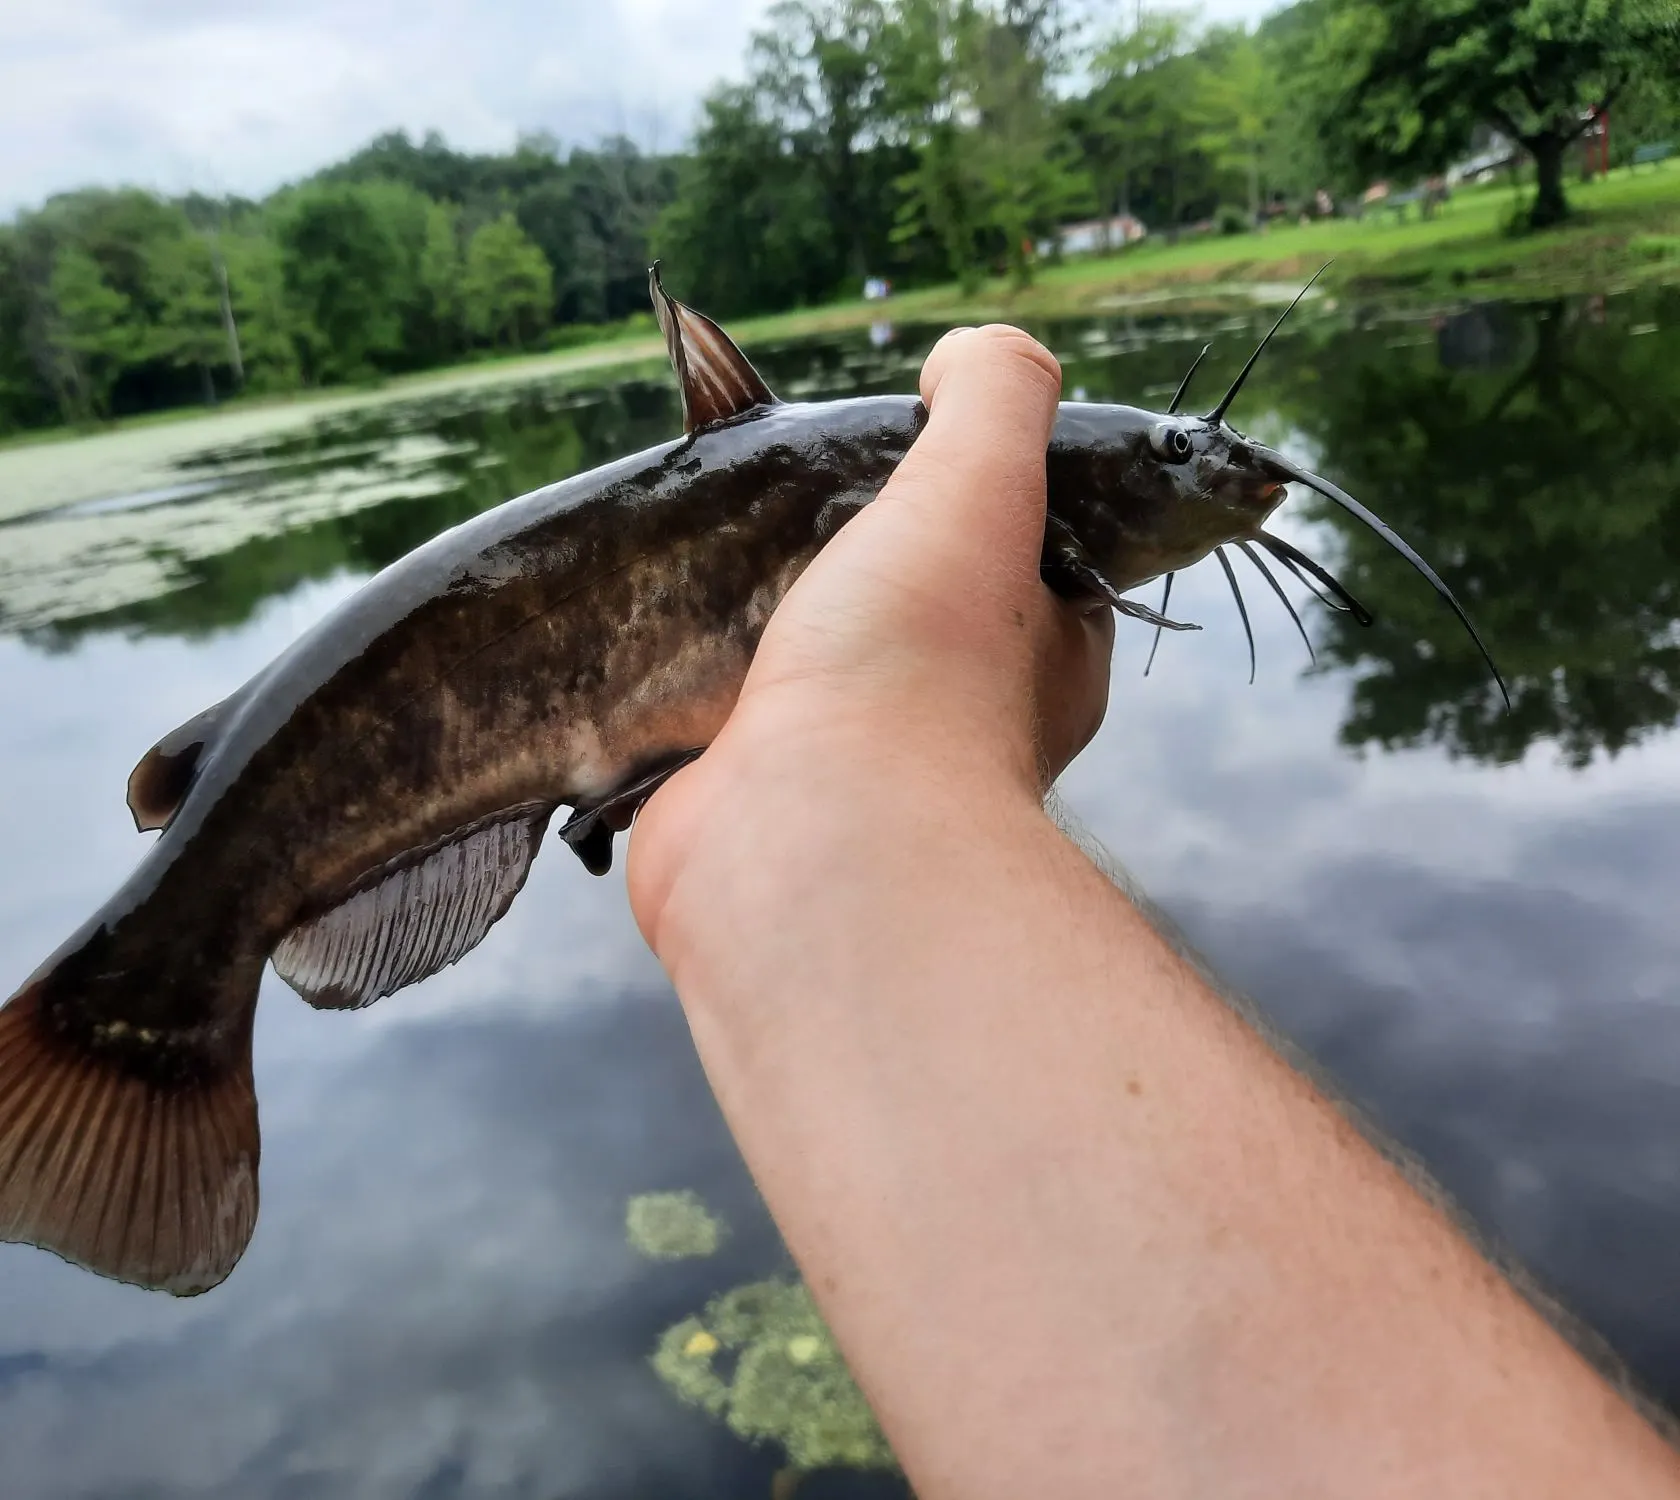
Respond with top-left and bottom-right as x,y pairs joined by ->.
652,751 -> 1680,1499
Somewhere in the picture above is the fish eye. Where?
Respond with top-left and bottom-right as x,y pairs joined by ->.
1148,422 -> 1193,463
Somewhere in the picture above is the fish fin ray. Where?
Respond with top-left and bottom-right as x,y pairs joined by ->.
272,803 -> 554,1011
649,262 -> 779,433
126,693 -> 244,833
558,749 -> 705,876
1144,572 -> 1175,676
0,983 -> 259,1295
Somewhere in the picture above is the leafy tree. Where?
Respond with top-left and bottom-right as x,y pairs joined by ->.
144,231 -> 228,399
418,199 -> 465,353
1191,27 -> 1274,227
518,139 -> 678,324
1084,10 -> 1202,239
221,232 -> 301,391
883,0 -> 993,290
653,85 -> 837,314
273,182 -> 416,381
48,246 -> 135,418
1254,1 -> 1336,208
884,0 -> 1086,289
753,0 -> 892,283
460,213 -> 553,348
963,1 -> 1090,285
1308,0 -> 1680,228
0,227 -> 55,433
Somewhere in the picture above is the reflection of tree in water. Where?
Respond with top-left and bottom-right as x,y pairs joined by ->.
1283,293 -> 1680,766
625,1192 -> 901,1498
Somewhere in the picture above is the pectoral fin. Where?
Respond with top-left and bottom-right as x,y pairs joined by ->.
559,749 -> 704,876
649,263 -> 779,434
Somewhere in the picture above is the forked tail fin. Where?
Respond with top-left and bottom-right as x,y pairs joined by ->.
0,966 -> 261,1295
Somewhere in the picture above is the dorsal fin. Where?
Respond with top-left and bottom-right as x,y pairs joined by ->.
649,262 -> 779,434
127,693 -> 242,833
271,804 -> 553,1011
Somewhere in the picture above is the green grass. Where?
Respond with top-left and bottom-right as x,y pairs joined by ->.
726,158 -> 1680,338
5,159 -> 1677,456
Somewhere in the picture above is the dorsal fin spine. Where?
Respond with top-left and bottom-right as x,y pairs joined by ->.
648,262 -> 780,435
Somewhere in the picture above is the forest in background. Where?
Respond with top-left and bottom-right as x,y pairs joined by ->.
0,0 -> 1675,436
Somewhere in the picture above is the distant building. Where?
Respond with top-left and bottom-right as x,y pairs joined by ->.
1040,213 -> 1148,258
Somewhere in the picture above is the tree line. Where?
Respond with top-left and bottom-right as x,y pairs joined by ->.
0,0 -> 1674,436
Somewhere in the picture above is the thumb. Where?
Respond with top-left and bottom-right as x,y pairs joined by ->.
881,324 -> 1062,584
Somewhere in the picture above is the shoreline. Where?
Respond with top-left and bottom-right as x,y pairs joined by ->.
0,161 -> 1674,493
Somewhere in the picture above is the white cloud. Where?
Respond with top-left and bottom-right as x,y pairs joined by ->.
1,0 -> 1279,213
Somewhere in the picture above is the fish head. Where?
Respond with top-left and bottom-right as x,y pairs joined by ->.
1051,404 -> 1290,585
1129,412 -> 1291,565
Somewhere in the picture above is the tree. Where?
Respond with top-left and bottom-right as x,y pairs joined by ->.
145,232 -> 228,401
1191,27 -> 1273,227
418,199 -> 465,354
48,246 -> 135,418
653,85 -> 837,315
882,0 -> 992,291
753,0 -> 891,283
1085,9 -> 1200,238
1309,0 -> 1680,229
460,214 -> 553,348
885,0 -> 1086,289
273,182 -> 419,381
963,1 -> 1089,286
221,232 -> 301,391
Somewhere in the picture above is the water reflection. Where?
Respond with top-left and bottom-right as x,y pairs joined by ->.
11,290 -> 1680,779
2,292 -> 1680,1495
1277,289 -> 1680,766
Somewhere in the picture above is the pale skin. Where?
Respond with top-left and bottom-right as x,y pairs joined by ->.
627,325 -> 1680,1498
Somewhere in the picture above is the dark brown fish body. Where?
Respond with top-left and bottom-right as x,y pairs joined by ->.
46,397 -> 925,1052
0,269 -> 1505,1295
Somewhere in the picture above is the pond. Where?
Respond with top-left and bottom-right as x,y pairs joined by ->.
2,287 -> 1679,1497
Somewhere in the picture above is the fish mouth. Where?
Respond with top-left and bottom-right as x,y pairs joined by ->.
1251,444 -> 1509,707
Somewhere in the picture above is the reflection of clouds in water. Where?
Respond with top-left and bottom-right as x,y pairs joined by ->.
0,997 -> 793,1500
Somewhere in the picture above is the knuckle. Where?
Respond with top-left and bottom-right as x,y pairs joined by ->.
970,324 -> 1062,392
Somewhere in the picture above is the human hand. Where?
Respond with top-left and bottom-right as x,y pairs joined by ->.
627,324 -> 1114,962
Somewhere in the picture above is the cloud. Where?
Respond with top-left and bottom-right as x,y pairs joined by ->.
1,0 -> 1278,214
0,0 -> 775,213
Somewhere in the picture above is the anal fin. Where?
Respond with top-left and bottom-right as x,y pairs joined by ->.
559,749 -> 704,876
272,803 -> 554,1011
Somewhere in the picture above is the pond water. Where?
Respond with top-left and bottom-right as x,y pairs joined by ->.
2,288 -> 1680,1497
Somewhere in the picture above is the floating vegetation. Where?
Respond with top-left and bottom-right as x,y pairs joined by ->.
624,1189 -> 728,1260
625,1190 -> 898,1486
651,1278 -> 896,1476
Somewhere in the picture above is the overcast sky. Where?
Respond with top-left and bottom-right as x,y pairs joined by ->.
1,0 -> 1276,214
